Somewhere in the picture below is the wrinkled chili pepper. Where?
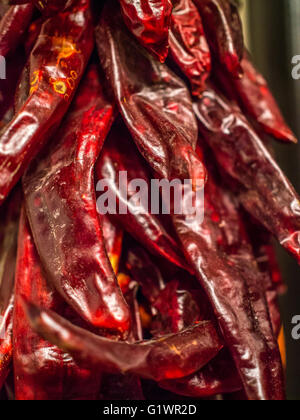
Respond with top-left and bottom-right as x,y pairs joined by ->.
13,209 -> 102,400
169,0 -> 211,96
118,0 -> 173,62
193,0 -> 244,78
0,0 -> 93,206
0,3 -> 33,57
193,85 -> 300,265
172,143 -> 285,400
232,52 -> 297,144
102,215 -> 123,275
23,64 -> 130,334
96,1 -> 206,187
0,189 -> 20,389
96,120 -> 191,272
160,349 -> 241,397
25,301 -> 223,382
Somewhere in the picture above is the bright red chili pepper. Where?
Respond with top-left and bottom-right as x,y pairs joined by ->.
0,0 -> 93,206
169,0 -> 211,95
96,1 -> 206,188
25,301 -> 223,382
118,0 -> 173,62
23,64 -> 130,334
13,208 -> 102,400
193,0 -> 244,78
96,119 -> 191,273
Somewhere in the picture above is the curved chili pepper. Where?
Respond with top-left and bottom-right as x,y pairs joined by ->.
172,147 -> 285,399
0,0 -> 93,206
0,190 -> 20,389
169,0 -> 211,96
193,85 -> 300,265
160,349 -> 241,397
96,120 -> 191,272
96,1 -> 206,187
233,52 -> 297,144
25,301 -> 223,382
193,0 -> 243,78
118,0 -> 172,63
13,209 -> 102,400
23,64 -> 130,334
0,3 -> 34,57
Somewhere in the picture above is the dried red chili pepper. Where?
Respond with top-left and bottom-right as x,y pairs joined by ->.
193,0 -> 244,78
169,0 -> 211,96
214,51 -> 297,144
0,3 -> 33,57
13,209 -> 102,400
118,0 -> 172,62
0,190 -> 20,389
172,147 -> 285,400
25,301 -> 223,382
160,349 -> 241,397
96,1 -> 206,188
96,120 -> 190,272
193,85 -> 300,265
23,64 -> 130,334
0,0 -> 93,206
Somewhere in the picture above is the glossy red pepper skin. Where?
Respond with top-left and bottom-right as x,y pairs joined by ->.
13,209 -> 102,400
96,2 -> 206,187
0,0 -> 93,206
169,0 -> 211,96
23,65 -> 130,334
0,4 -> 34,57
102,215 -> 123,275
26,302 -> 223,382
215,52 -> 297,144
172,147 -> 285,400
193,0 -> 244,78
118,0 -> 172,62
193,85 -> 300,266
96,120 -> 190,273
0,190 -> 20,389
233,52 -> 297,144
160,349 -> 241,397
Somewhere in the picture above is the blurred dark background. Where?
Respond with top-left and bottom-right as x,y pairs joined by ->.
243,0 -> 300,400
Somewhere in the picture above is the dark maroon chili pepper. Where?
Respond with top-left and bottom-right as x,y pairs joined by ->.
118,0 -> 173,63
160,349 -> 242,398
96,120 -> 191,272
96,1 -> 206,188
13,209 -> 102,400
23,64 -> 130,334
0,3 -> 34,57
172,146 -> 285,400
169,0 -> 211,96
0,0 -> 94,206
0,189 -> 20,389
193,0 -> 244,78
232,52 -> 297,144
193,85 -> 300,266
24,18 -> 43,56
25,301 -> 223,382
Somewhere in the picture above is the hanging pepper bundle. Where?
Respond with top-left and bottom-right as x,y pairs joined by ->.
0,0 -> 298,400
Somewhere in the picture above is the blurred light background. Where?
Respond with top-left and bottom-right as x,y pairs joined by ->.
241,0 -> 300,400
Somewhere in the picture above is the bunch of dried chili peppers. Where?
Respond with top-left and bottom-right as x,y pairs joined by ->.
0,0 -> 298,401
